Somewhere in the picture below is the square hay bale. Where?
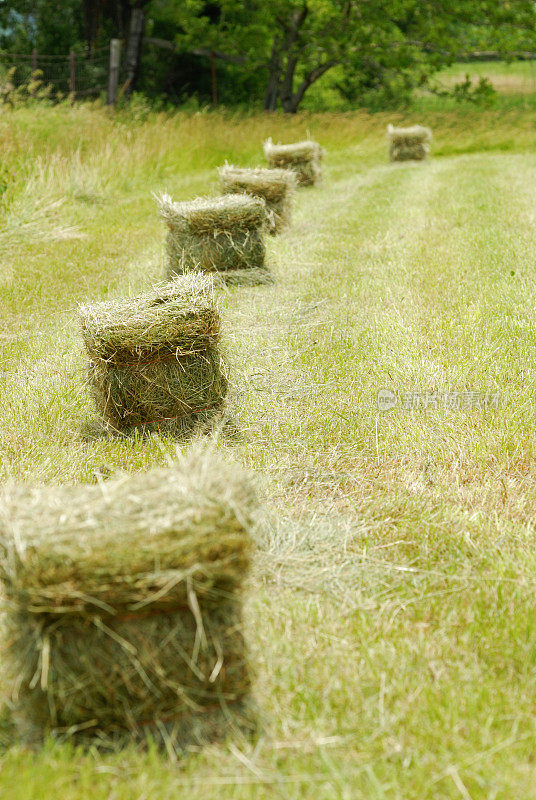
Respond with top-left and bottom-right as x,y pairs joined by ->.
263,138 -> 323,186
0,452 -> 258,747
159,193 -> 270,285
218,165 -> 296,235
79,273 -> 227,437
387,124 -> 432,162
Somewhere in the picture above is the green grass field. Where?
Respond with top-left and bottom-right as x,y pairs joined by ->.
3,101 -> 536,797
438,59 -> 536,94
305,60 -> 536,113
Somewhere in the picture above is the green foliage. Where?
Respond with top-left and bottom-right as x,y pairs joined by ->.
0,67 -> 59,107
2,1 -> 536,111
160,0 -> 536,111
452,74 -> 496,106
0,0 -> 84,55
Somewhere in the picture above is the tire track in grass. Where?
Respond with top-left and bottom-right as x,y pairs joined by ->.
267,157 -> 444,440
227,156 -> 443,491
231,150 -> 536,535
369,152 -> 536,527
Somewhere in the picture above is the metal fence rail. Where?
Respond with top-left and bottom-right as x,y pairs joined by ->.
0,46 -> 110,97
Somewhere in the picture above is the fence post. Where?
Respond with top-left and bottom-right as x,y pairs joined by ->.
69,51 -> 76,97
107,39 -> 122,105
29,48 -> 38,96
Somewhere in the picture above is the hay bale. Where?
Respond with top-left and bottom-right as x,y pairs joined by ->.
0,451 -> 258,746
213,268 -> 274,288
159,193 -> 269,284
218,165 -> 296,234
79,273 -> 227,437
387,124 -> 432,162
263,138 -> 323,186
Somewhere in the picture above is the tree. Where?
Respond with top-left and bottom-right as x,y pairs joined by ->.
80,0 -> 150,92
2,0 -> 536,110
172,0 -> 536,112
123,1 -> 152,93
0,0 -> 85,55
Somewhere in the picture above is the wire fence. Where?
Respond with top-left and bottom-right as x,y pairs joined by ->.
0,46 -> 110,98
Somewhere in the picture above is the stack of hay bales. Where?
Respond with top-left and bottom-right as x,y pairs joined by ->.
263,138 -> 322,186
79,272 -> 227,437
387,124 -> 432,162
159,193 -> 271,286
218,165 -> 296,235
0,451 -> 258,746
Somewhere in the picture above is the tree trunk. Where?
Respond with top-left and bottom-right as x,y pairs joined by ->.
270,5 -> 308,113
280,55 -> 299,112
124,6 -> 145,95
287,59 -> 339,112
263,36 -> 282,111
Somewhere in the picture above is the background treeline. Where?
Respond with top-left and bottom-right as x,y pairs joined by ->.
2,0 -> 536,111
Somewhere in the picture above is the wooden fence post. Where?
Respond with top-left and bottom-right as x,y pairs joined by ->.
30,48 -> 38,96
107,39 -> 122,105
69,51 -> 76,98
